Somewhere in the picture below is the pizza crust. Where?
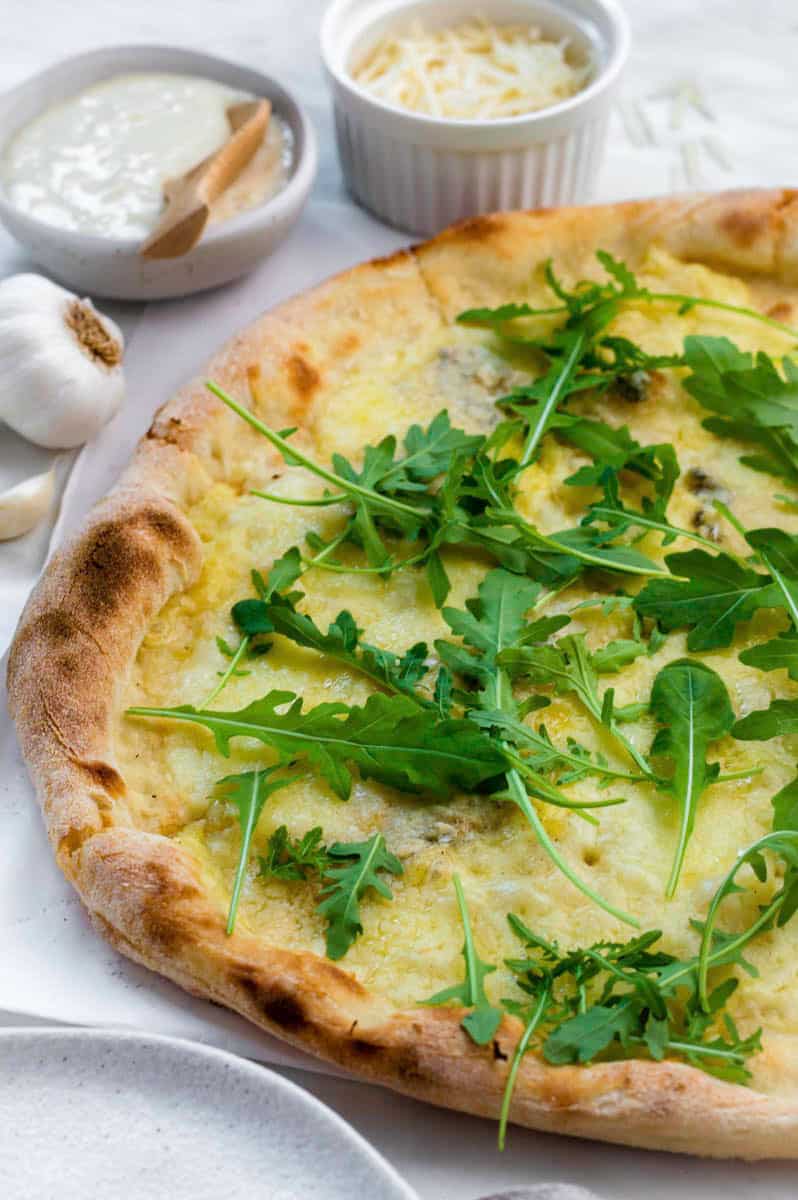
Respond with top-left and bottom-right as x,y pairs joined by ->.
9,189 -> 798,1158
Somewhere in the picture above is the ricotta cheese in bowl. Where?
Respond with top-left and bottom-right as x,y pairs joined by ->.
0,72 -> 294,240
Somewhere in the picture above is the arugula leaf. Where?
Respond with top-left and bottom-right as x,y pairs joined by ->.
240,591 -> 432,705
733,697 -> 798,741
561,420 -> 678,500
697,828 -> 798,1010
437,572 -> 638,924
582,459 -> 730,561
370,410 -> 484,495
544,999 -> 639,1064
648,660 -> 735,896
497,633 -> 655,781
128,690 -> 507,801
500,815 -> 798,1116
633,549 -> 782,651
214,768 -> 299,934
257,826 -> 402,960
503,902 -> 767,1091
772,776 -> 798,832
684,336 -> 798,483
470,708 -> 642,786
739,631 -> 798,680
259,824 -> 331,881
422,875 -> 503,1045
743,527 -> 798,628
205,548 -> 304,707
319,834 -> 403,960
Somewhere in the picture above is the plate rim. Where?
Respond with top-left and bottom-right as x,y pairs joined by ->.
0,1023 -> 420,1200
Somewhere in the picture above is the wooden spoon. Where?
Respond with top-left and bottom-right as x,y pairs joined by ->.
140,98 -> 271,261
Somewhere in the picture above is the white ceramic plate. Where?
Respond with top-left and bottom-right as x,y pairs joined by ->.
0,1027 -> 418,1200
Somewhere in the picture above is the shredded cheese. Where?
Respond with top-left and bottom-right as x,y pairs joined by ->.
352,17 -> 590,120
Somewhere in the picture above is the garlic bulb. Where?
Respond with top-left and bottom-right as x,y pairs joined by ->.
0,466 -> 55,540
0,274 -> 125,449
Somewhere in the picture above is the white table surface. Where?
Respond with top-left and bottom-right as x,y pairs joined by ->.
2,2 -> 798,1197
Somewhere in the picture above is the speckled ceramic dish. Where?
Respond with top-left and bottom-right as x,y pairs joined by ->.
0,1027 -> 418,1200
0,46 -> 318,300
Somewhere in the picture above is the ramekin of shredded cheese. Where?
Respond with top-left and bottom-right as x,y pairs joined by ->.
352,17 -> 590,121
321,0 -> 630,235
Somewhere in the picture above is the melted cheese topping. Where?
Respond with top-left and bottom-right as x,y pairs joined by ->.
115,248 -> 798,1094
351,18 -> 590,120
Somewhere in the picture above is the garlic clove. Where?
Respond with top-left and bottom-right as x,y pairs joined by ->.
0,274 -> 125,450
0,465 -> 56,540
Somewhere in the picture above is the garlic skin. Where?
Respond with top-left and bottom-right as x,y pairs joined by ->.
0,274 -> 125,449
0,466 -> 55,540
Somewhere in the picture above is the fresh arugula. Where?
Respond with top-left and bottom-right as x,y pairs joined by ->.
684,336 -> 798,484
733,697 -> 798,741
739,632 -> 798,680
259,824 -> 331,881
497,822 -> 798,1151
423,875 -> 504,1045
505,914 -> 763,1082
237,590 -> 433,706
461,252 -> 796,473
436,570 -> 637,925
648,660 -> 736,896
319,834 -> 403,960
258,826 -> 402,959
696,829 -> 798,1011
128,690 -> 506,801
633,549 -> 783,651
204,547 -> 304,708
557,418 -> 675,490
497,632 -> 655,782
214,767 -> 300,934
582,462 -> 730,559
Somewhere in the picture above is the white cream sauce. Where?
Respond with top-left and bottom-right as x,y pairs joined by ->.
1,72 -> 293,239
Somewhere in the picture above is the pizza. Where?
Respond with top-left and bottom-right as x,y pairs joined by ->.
11,190 -> 798,1158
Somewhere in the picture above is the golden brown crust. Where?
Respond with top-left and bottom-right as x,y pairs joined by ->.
10,190 -> 798,1158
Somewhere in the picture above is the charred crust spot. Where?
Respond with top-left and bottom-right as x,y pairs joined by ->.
370,247 -> 413,269
492,1039 -> 508,1062
82,760 -> 126,797
57,825 -> 97,859
438,214 -> 507,245
768,301 -> 793,322
137,873 -> 202,952
720,208 -> 768,249
232,969 -> 309,1031
396,1046 -> 424,1084
351,1038 -> 382,1057
72,507 -> 191,620
262,993 -> 308,1031
334,331 -> 361,358
286,353 -> 320,399
138,862 -> 203,953
147,416 -> 185,446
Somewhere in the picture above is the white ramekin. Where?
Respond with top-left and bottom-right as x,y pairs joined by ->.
321,0 -> 629,235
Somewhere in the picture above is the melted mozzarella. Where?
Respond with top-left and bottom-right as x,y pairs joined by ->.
115,249 -> 798,1094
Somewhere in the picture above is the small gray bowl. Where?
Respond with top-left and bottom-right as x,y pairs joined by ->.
0,45 -> 318,300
